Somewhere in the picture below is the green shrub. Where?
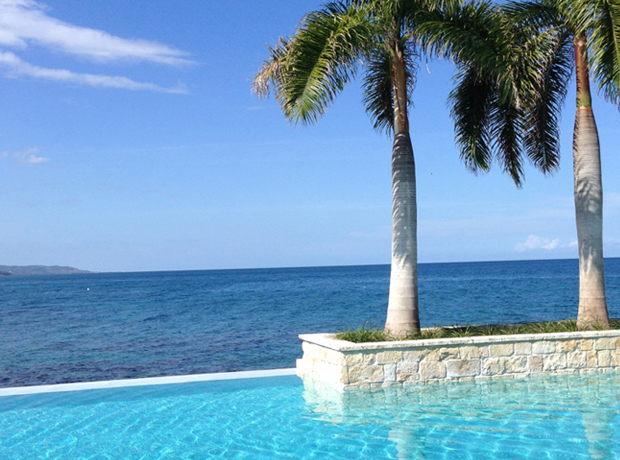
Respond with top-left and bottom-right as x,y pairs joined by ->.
336,319 -> 620,343
336,325 -> 387,343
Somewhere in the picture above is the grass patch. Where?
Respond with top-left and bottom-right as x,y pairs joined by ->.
337,324 -> 388,343
335,319 -> 620,343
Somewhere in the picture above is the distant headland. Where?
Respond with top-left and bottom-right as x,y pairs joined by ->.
0,265 -> 92,276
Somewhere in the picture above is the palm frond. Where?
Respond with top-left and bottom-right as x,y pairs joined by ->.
362,42 -> 417,135
490,98 -> 525,186
503,0 -> 561,29
254,1 -> 374,125
362,48 -> 396,134
253,37 -> 292,99
589,0 -> 620,106
522,30 -> 572,173
415,0 -> 504,76
449,65 -> 494,174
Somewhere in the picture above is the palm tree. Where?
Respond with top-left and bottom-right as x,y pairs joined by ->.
502,0 -> 619,329
422,0 -> 617,328
254,0 -> 461,338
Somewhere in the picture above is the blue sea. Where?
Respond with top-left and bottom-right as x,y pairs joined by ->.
1,258 -> 619,388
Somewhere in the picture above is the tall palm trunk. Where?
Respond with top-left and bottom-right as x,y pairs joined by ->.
573,34 -> 609,329
385,37 -> 420,338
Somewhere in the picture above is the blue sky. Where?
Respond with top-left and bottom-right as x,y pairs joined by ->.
1,0 -> 619,272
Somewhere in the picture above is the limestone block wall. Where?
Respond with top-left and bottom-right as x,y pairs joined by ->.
296,331 -> 620,389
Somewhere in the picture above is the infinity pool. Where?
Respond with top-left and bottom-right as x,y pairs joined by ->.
1,371 -> 619,459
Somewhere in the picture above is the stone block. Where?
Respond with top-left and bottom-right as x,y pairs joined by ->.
402,350 -> 426,363
566,352 -> 587,369
446,359 -> 481,378
320,348 -> 344,365
580,339 -> 594,351
384,363 -> 397,382
302,342 -> 323,359
364,353 -> 377,365
397,361 -> 419,381
595,338 -> 616,350
532,342 -> 556,354
339,365 -> 349,384
347,365 -> 362,384
528,355 -> 543,373
610,350 -> 620,367
542,354 -> 567,371
555,340 -> 577,353
460,346 -> 485,359
376,351 -> 403,364
598,350 -> 611,367
304,357 -> 317,373
425,349 -> 442,362
505,356 -> 528,374
514,342 -> 532,356
439,347 -> 460,360
586,351 -> 598,368
483,358 -> 506,376
420,361 -> 447,379
344,353 -> 363,367
348,364 -> 383,384
362,365 -> 385,382
490,344 -> 514,357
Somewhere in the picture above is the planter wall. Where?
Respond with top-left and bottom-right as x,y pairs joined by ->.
296,330 -> 620,389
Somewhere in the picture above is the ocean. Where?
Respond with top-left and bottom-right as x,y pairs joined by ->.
1,258 -> 619,388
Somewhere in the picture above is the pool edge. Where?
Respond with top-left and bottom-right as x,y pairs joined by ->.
0,368 -> 298,397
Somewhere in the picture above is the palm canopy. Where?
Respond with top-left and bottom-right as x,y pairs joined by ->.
416,0 -> 572,186
504,0 -> 620,106
254,0 -> 417,134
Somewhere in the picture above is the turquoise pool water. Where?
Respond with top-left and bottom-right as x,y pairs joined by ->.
2,372 -> 620,459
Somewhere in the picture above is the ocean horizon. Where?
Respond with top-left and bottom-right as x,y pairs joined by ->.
2,257 -> 619,388
75,256 -> 604,275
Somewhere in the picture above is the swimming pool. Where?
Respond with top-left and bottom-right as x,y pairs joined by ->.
1,371 -> 619,459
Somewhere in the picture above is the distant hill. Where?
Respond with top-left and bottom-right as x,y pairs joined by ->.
0,265 -> 93,276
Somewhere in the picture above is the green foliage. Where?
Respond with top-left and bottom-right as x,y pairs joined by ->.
336,325 -> 388,342
337,319 -> 620,343
254,1 -> 376,126
416,0 -> 544,186
587,0 -> 620,106
362,45 -> 418,136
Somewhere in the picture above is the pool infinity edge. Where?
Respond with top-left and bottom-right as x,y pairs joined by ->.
0,368 -> 298,397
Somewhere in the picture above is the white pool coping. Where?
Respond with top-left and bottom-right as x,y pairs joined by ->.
0,368 -> 298,397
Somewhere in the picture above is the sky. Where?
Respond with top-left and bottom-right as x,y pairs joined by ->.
0,0 -> 619,273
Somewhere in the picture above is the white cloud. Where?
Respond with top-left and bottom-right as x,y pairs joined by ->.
0,0 -> 191,92
0,51 -> 187,93
515,234 -> 563,252
1,147 -> 49,164
0,0 -> 192,64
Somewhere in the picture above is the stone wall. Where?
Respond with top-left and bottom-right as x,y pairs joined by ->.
296,331 -> 620,389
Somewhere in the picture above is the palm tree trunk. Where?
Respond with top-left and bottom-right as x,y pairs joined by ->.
384,38 -> 420,338
573,34 -> 609,329
385,133 -> 419,338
